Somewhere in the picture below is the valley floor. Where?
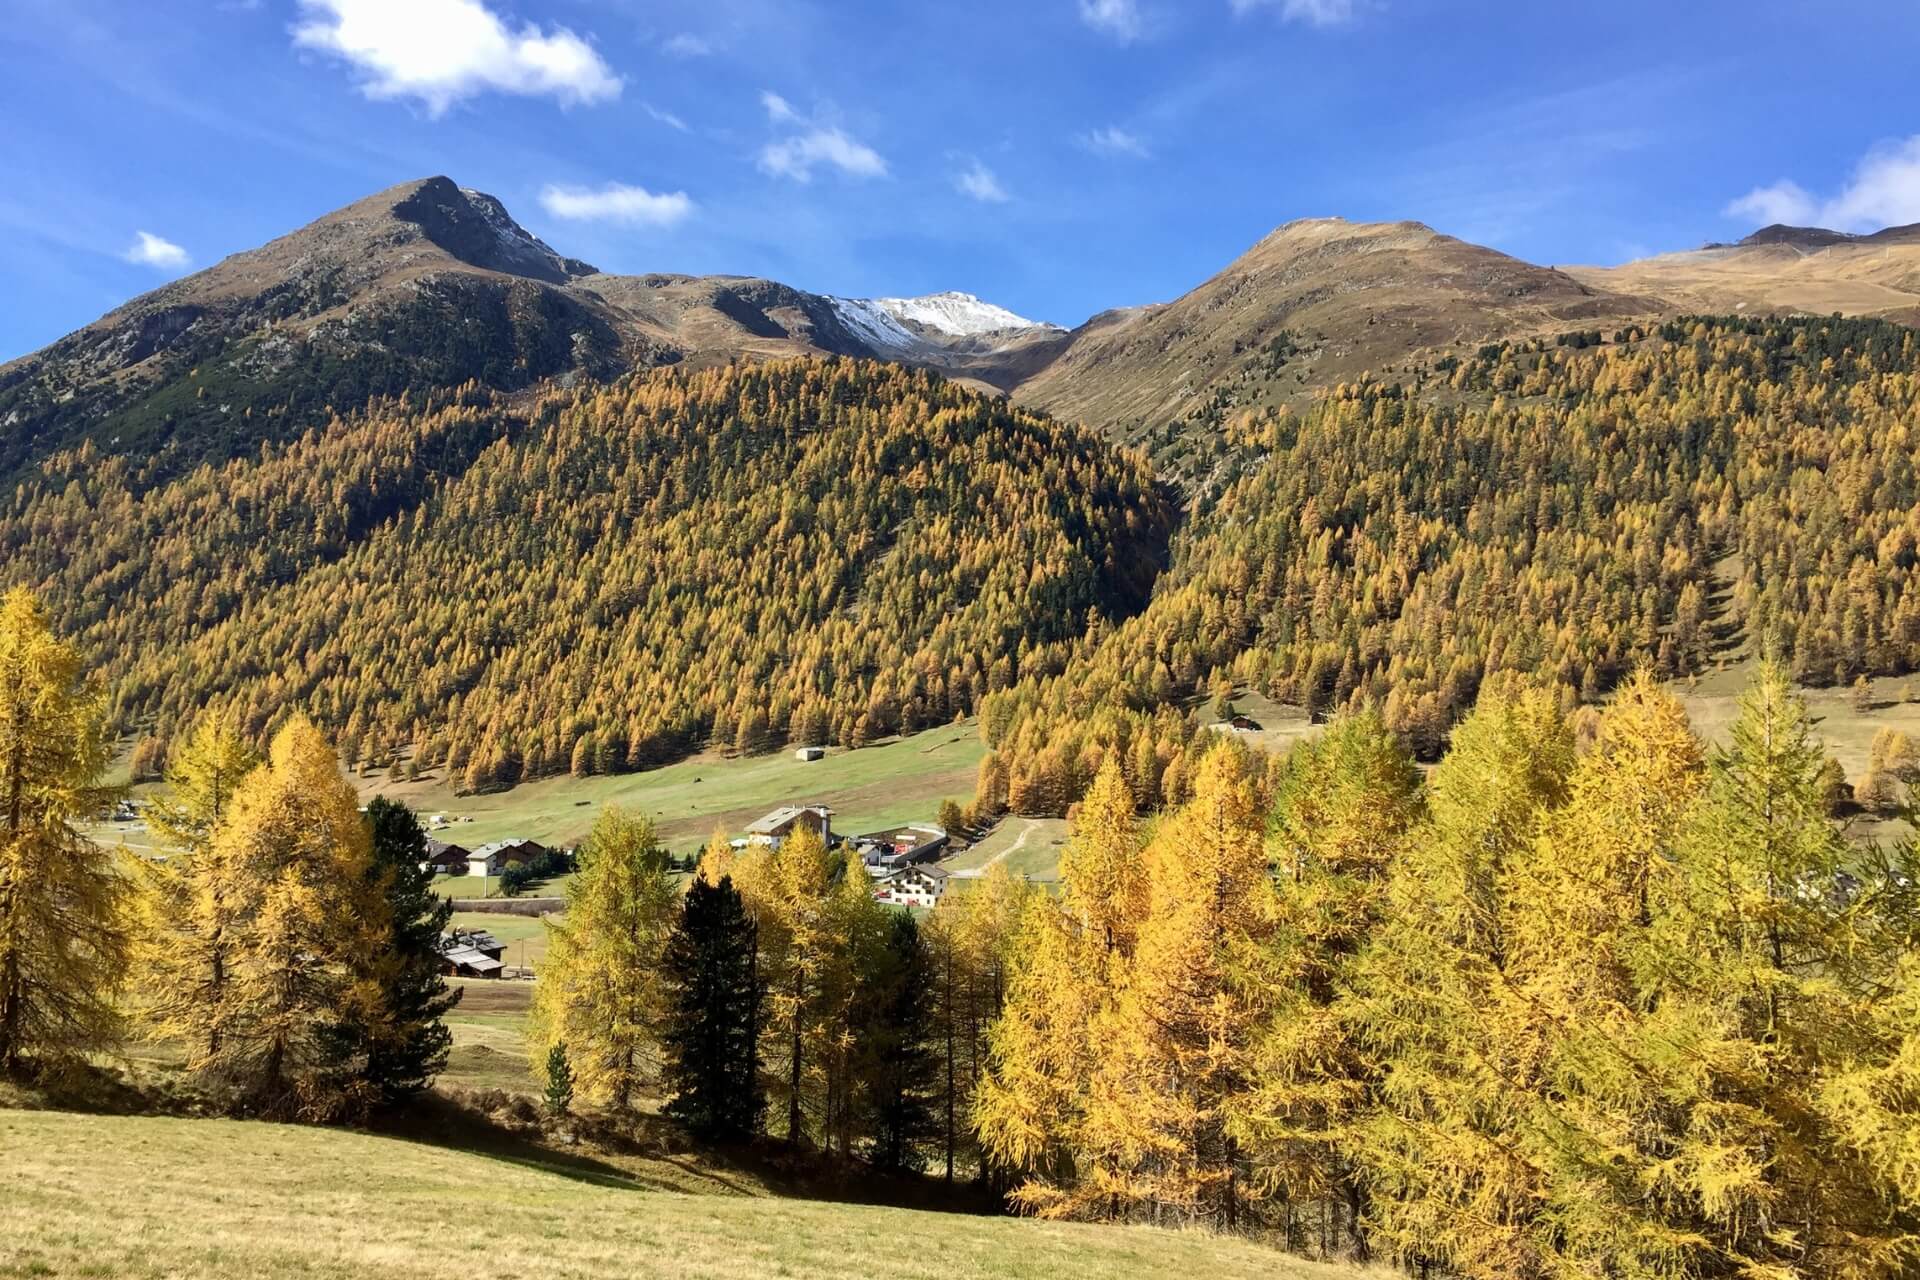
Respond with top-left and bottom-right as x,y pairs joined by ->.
0,1108 -> 1379,1280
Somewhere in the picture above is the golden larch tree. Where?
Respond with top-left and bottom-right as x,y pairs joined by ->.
0,587 -> 124,1077
530,806 -> 678,1111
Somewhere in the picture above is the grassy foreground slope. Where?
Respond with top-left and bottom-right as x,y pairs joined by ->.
0,1109 -> 1373,1280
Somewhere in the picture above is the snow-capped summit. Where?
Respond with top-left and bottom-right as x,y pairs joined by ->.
828,291 -> 1058,350
872,292 -> 1057,337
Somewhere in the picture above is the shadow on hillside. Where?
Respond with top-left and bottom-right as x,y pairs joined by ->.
410,1087 -> 1003,1215
377,1091 -> 701,1194
0,1057 -> 216,1118
5,1061 -> 1006,1217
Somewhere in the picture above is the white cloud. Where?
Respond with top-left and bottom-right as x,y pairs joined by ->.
755,93 -> 886,182
1079,0 -> 1144,42
662,32 -> 711,58
538,182 -> 694,227
1080,126 -> 1149,158
1823,136 -> 1920,231
644,102 -> 688,132
292,0 -> 622,116
1726,136 -> 1920,232
760,90 -> 799,124
124,231 -> 190,270
760,129 -> 887,182
1725,180 -> 1817,227
954,159 -> 1010,203
1230,0 -> 1356,24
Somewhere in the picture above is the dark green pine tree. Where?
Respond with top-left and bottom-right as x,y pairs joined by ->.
860,911 -> 940,1172
360,796 -> 460,1102
663,875 -> 764,1140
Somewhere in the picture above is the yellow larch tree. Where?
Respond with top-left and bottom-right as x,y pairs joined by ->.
529,806 -> 678,1111
1500,669 -> 1706,1275
135,715 -> 260,1070
1081,739 -> 1270,1228
1058,759 -> 1146,958
1231,708 -> 1422,1256
0,587 -> 124,1078
212,713 -> 388,1118
1348,677 -> 1574,1278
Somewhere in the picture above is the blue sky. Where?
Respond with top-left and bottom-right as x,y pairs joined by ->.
3,0 -> 1918,360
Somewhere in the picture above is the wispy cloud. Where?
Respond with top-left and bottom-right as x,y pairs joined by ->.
538,182 -> 694,227
1080,126 -> 1150,158
760,90 -> 799,124
1230,0 -> 1357,25
644,103 -> 688,132
756,93 -> 886,182
1726,135 -> 1920,233
292,0 -> 622,116
954,158 -> 1010,203
661,32 -> 711,58
123,230 -> 190,270
761,130 -> 887,182
1079,0 -> 1144,43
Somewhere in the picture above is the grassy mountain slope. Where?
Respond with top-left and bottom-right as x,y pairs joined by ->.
1569,222 -> 1920,328
0,1108 -> 1377,1280
1011,217 -> 1659,480
0,178 -> 644,487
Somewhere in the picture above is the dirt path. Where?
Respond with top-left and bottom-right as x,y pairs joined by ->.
950,817 -> 1040,879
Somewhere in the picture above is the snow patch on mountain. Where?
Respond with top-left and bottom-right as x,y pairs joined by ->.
828,297 -> 923,351
875,292 -> 1057,336
828,291 -> 1058,346
460,187 -> 572,277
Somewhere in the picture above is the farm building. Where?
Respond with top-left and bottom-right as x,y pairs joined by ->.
794,746 -> 826,762
422,839 -> 471,875
877,865 -> 949,909
438,928 -> 505,978
745,804 -> 834,850
468,838 -> 547,878
1208,714 -> 1263,733
855,824 -> 949,875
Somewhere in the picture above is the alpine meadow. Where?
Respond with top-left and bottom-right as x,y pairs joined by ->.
5,3 -> 1920,1278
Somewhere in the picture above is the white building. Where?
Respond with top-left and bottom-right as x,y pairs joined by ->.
744,804 -> 834,851
878,865 -> 949,909
467,838 -> 547,878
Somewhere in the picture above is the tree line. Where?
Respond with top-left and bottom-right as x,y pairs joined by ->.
975,661 -> 1920,1277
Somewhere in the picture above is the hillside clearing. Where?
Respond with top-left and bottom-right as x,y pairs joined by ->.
0,1109 -> 1376,1280
354,726 -> 987,854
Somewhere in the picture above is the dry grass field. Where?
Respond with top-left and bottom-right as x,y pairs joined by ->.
0,1108 -> 1382,1280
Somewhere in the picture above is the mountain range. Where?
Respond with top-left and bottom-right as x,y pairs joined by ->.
8,174 -> 1918,495
5,173 -> 1920,789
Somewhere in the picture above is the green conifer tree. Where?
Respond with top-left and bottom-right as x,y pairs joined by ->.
662,874 -> 764,1140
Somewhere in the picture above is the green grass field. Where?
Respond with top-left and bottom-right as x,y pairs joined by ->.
440,977 -> 538,1092
362,726 -> 986,855
947,817 -> 1070,884
0,1108 -> 1378,1280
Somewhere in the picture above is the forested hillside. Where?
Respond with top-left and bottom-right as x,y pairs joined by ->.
0,359 -> 1171,783
980,314 -> 1920,811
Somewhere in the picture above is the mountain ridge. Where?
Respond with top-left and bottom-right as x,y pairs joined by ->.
9,175 -> 1920,496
